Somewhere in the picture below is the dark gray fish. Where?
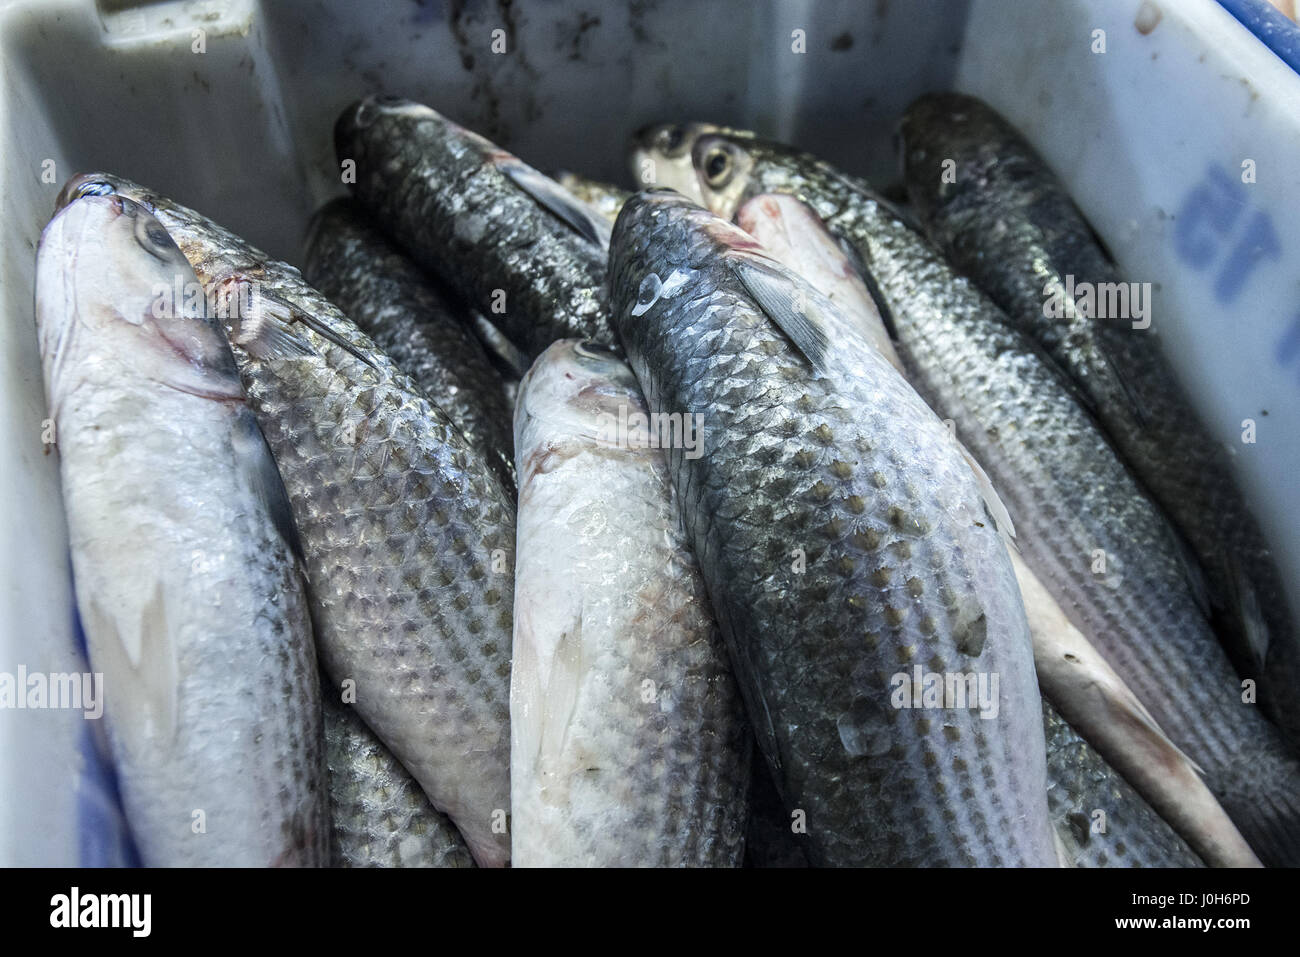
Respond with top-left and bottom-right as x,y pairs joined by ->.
335,96 -> 613,359
899,92 -> 1300,748
1042,701 -> 1203,868
629,127 -> 1300,867
58,173 -> 516,868
322,689 -> 475,869
608,190 -> 1057,867
303,198 -> 516,492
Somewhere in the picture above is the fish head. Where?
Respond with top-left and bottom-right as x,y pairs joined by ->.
515,339 -> 651,485
36,193 -> 244,406
688,132 -> 759,220
897,92 -> 998,215
335,95 -> 500,169
628,122 -> 723,204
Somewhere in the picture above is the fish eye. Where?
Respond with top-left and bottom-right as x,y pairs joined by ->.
133,213 -> 175,261
704,147 -> 732,186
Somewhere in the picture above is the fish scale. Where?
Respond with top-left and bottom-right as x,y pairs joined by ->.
608,191 -> 1056,867
303,198 -> 516,494
641,133 -> 1300,867
322,690 -> 475,868
56,173 -> 517,868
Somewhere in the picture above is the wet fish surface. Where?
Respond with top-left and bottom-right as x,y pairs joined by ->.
627,127 -> 1300,866
322,689 -> 475,868
608,189 -> 1057,867
58,173 -> 516,868
35,193 -> 326,866
1042,702 -> 1203,868
899,93 -> 1300,747
511,340 -> 750,866
335,96 -> 613,359
303,197 -> 516,491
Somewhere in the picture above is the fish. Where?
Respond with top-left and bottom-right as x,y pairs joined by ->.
303,197 -> 516,492
322,688 -> 475,868
554,171 -> 632,227
1042,701 -> 1203,868
34,193 -> 326,866
899,92 -> 1300,747
608,189 -> 1058,867
57,173 -> 517,868
510,339 -> 751,866
628,127 -> 1300,866
334,96 -> 613,359
735,183 -> 1259,868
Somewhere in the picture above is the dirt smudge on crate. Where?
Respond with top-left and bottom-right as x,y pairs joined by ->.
1135,1 -> 1162,35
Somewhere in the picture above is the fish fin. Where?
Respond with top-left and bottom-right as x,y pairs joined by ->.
1073,648 -> 1207,777
496,158 -> 612,250
536,611 -> 585,796
730,258 -> 832,373
263,291 -> 379,371
231,301 -> 317,361
954,439 -> 1017,547
231,408 -> 303,562
83,583 -> 179,748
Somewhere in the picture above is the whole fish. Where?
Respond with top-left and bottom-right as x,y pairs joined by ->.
608,189 -> 1057,867
35,193 -> 326,866
738,186 -> 1258,867
628,128 -> 1300,866
303,197 -> 516,492
511,339 -> 750,866
1042,701 -> 1203,868
322,689 -> 475,868
555,171 -> 631,227
899,92 -> 1300,747
335,96 -> 613,359
57,173 -> 516,868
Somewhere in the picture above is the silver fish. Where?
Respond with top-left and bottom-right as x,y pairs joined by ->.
35,193 -> 325,866
608,190 -> 1057,866
511,340 -> 750,866
57,173 -> 516,868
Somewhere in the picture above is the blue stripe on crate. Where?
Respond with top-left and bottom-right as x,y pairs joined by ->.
1219,0 -> 1300,74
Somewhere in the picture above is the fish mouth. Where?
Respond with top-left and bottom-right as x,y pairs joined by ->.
56,173 -> 120,213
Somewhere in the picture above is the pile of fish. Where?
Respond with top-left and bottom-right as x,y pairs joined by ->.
33,90 -> 1299,867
